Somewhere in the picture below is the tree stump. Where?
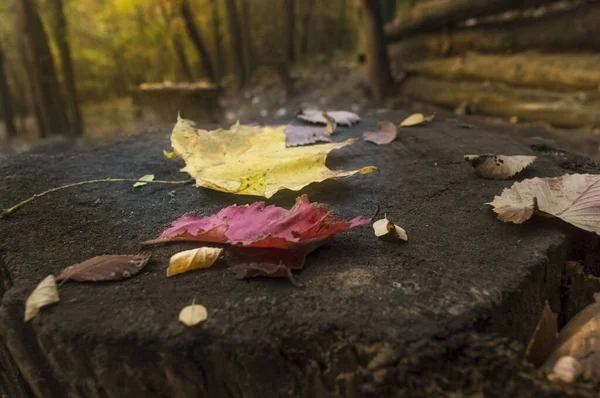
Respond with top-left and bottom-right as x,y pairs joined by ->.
1,110 -> 599,397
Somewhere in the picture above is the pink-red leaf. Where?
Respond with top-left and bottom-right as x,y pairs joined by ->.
56,254 -> 151,282
142,195 -> 370,249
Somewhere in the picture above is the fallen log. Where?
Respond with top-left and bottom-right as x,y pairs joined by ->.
389,2 -> 600,62
406,52 -> 600,91
385,0 -> 557,41
399,76 -> 600,128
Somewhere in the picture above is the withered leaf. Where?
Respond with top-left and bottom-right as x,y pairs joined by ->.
167,247 -> 223,277
285,125 -> 333,147
296,109 -> 360,126
363,121 -> 397,145
542,299 -> 600,381
464,154 -> 536,180
525,302 -> 557,367
179,303 -> 208,326
488,174 -> 600,234
56,254 -> 151,282
133,174 -> 155,187
24,275 -> 59,321
400,113 -> 435,127
373,217 -> 408,241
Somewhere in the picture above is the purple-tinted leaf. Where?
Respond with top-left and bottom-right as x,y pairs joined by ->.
363,121 -> 397,145
285,125 -> 333,147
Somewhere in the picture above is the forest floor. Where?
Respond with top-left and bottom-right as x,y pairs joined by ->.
2,57 -> 600,162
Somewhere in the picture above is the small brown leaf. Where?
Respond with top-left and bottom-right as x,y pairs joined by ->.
363,121 -> 397,145
525,302 -> 557,366
465,154 -> 536,180
56,254 -> 151,282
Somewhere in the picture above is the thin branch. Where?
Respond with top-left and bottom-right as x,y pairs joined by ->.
1,177 -> 194,218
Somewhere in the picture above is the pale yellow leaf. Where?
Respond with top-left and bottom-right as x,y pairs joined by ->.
133,174 -> 155,187
399,113 -> 435,127
464,154 -> 536,180
488,174 -> 600,234
373,217 -> 408,241
24,275 -> 60,321
179,304 -> 208,326
166,247 -> 223,277
170,116 -> 375,198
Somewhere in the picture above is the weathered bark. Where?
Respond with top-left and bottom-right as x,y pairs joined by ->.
13,0 -> 70,137
400,76 -> 600,129
224,0 -> 247,88
210,0 -> 224,81
238,0 -> 255,74
0,45 -> 17,138
407,52 -> 600,92
180,0 -> 217,83
49,0 -> 83,136
284,0 -> 296,64
299,0 -> 314,57
356,0 -> 394,101
385,0 -> 558,41
389,2 -> 600,62
172,33 -> 194,82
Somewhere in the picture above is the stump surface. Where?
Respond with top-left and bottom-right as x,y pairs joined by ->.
1,110 -> 598,397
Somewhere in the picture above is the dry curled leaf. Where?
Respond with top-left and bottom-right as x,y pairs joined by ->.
363,121 -> 398,145
525,302 -> 557,366
296,109 -> 360,126
133,174 -> 155,187
167,247 -> 223,277
143,195 -> 371,280
373,217 -> 408,241
488,174 -> 600,233
542,299 -> 600,382
169,116 -> 375,198
400,113 -> 435,127
179,303 -> 208,326
464,154 -> 536,180
24,275 -> 59,321
285,125 -> 333,147
56,254 -> 151,282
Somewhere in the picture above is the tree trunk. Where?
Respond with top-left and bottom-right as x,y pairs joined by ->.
385,0 -> 558,41
13,0 -> 70,137
284,0 -> 296,64
180,0 -> 217,83
210,0 -> 224,81
172,33 -> 194,82
389,2 -> 600,62
224,0 -> 247,88
399,76 -> 600,129
238,0 -> 255,75
49,0 -> 83,136
299,0 -> 314,57
406,52 -> 600,92
356,0 -> 394,101
0,45 -> 17,138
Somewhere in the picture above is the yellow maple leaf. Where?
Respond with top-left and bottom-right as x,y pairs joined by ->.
170,116 -> 375,198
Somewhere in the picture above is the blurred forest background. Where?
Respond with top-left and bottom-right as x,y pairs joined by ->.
1,0 -> 600,157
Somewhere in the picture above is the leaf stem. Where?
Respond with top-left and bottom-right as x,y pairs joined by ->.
1,177 -> 194,218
